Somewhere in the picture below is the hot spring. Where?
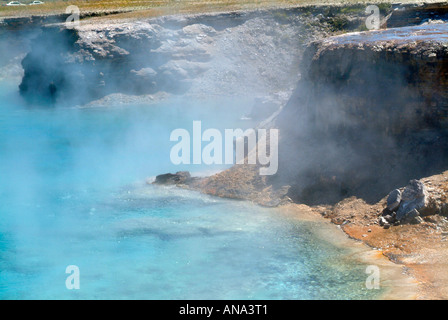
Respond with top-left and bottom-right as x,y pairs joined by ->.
0,78 -> 382,300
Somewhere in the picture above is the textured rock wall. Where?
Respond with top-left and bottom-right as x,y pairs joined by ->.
17,8 -> 338,106
273,23 -> 448,205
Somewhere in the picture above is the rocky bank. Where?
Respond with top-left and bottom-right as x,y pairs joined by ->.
150,5 -> 448,299
15,7 -> 353,106
3,1 -> 448,299
194,20 -> 448,210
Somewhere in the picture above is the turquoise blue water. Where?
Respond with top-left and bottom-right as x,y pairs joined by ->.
0,80 -> 380,299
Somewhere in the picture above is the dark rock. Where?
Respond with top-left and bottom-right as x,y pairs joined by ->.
153,171 -> 192,185
274,23 -> 448,205
19,27 -> 85,105
387,189 -> 402,212
379,211 -> 397,228
381,207 -> 393,216
387,3 -> 448,28
401,209 -> 424,225
385,212 -> 397,224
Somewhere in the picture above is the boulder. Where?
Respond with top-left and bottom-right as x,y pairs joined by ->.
153,171 -> 192,185
401,209 -> 424,225
379,180 -> 429,227
396,180 -> 428,221
387,189 -> 402,212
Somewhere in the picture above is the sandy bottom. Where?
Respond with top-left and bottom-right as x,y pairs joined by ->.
278,203 -> 419,300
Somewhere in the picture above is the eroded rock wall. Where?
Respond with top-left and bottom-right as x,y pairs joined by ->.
17,8 -> 342,106
274,23 -> 448,205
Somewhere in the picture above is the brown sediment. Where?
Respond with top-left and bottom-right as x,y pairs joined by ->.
176,168 -> 448,299
339,218 -> 448,299
292,171 -> 448,300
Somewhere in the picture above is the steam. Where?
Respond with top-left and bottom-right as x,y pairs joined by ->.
271,32 -> 448,205
7,6 -> 318,199
11,5 -> 439,210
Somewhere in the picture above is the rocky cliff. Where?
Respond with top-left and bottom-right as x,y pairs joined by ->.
14,3 -> 448,106
6,3 -> 448,206
198,21 -> 448,207
275,22 -> 448,205
17,7 -> 348,106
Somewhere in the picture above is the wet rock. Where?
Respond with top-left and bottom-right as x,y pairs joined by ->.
153,171 -> 192,185
387,189 -> 402,211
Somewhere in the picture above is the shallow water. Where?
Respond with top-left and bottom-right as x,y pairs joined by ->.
0,80 -> 381,299
333,22 -> 448,44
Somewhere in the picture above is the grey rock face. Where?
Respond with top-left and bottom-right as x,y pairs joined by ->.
402,179 -> 426,201
275,22 -> 448,206
18,8 -> 334,106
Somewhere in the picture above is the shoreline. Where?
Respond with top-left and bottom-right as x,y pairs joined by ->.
277,203 -> 419,300
3,0 -> 447,299
162,168 -> 448,299
154,168 -> 448,300
276,169 -> 448,300
147,181 -> 420,299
